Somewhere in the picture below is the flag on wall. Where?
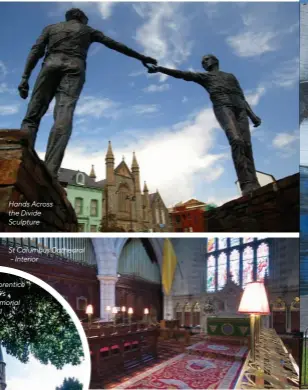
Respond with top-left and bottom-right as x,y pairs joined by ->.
162,238 -> 177,295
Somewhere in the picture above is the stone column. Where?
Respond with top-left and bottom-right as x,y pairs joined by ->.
163,294 -> 173,320
97,275 -> 117,321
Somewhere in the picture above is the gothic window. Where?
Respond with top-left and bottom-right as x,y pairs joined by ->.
75,197 -> 83,215
243,246 -> 254,287
118,185 -> 130,213
256,242 -> 269,282
207,238 -> 216,253
217,252 -> 227,290
161,209 -> 166,224
207,255 -> 216,292
155,208 -> 160,223
243,237 -> 254,244
90,199 -> 98,216
230,249 -> 240,285
218,238 -> 227,250
230,238 -> 240,247
206,238 -> 269,292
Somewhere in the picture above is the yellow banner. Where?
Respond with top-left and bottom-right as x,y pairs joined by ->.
162,238 -> 177,295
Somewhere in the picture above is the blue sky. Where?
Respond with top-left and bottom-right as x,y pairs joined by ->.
0,2 -> 299,206
3,347 -> 87,390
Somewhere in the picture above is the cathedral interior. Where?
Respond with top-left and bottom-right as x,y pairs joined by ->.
0,237 -> 300,389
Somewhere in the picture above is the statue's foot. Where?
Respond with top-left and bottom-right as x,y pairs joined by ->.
241,183 -> 261,196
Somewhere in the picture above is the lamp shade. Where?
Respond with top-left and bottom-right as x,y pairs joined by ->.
112,307 -> 118,314
121,306 -> 126,312
86,304 -> 93,315
238,282 -> 270,314
106,306 -> 111,311
144,308 -> 149,315
128,308 -> 133,315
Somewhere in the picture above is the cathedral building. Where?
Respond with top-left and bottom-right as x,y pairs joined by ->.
96,142 -> 170,232
0,345 -> 6,390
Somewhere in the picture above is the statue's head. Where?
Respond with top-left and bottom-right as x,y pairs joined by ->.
202,54 -> 219,71
65,8 -> 89,25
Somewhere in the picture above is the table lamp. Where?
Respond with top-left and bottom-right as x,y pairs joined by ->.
144,308 -> 149,328
86,304 -> 93,327
238,282 -> 270,362
121,306 -> 126,324
128,308 -> 133,332
112,307 -> 118,334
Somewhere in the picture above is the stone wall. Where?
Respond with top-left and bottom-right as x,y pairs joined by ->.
205,173 -> 299,232
0,130 -> 77,232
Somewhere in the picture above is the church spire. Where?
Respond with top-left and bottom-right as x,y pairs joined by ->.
143,181 -> 149,193
131,151 -> 139,170
89,164 -> 96,179
106,140 -> 114,160
105,141 -> 115,186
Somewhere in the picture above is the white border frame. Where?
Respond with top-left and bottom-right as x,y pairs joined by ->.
0,266 -> 91,390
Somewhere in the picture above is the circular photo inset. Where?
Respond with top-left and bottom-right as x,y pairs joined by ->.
0,266 -> 91,390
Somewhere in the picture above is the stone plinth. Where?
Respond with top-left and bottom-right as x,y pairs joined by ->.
205,173 -> 299,232
0,129 -> 77,232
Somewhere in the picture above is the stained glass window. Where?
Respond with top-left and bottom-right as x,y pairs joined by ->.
217,252 -> 227,290
257,243 -> 269,281
218,238 -> 227,250
230,249 -> 240,285
207,238 -> 216,253
243,246 -> 254,287
230,238 -> 240,247
243,237 -> 254,244
207,255 -> 216,292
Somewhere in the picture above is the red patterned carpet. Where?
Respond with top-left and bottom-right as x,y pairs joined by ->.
118,353 -> 243,389
186,341 -> 248,361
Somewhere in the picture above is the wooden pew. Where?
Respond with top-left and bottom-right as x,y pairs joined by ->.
89,327 -> 158,383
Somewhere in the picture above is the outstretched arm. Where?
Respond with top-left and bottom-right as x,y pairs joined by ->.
91,30 -> 156,64
148,65 -> 203,82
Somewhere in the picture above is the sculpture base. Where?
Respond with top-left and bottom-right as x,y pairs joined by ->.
0,129 -> 78,232
205,173 -> 299,232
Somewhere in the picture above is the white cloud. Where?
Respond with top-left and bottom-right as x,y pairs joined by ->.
0,83 -> 16,95
245,86 -> 266,107
75,96 -> 120,119
226,4 -> 297,57
0,104 -> 19,115
97,2 -> 115,19
226,31 -> 277,57
272,131 -> 299,149
132,104 -> 160,115
143,83 -> 170,93
271,58 -> 299,88
133,3 -> 193,80
0,61 -> 8,77
272,131 -> 299,157
52,106 -> 230,206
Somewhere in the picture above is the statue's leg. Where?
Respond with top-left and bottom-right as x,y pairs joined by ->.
237,109 -> 260,191
20,66 -> 59,149
44,68 -> 85,177
213,106 -> 250,194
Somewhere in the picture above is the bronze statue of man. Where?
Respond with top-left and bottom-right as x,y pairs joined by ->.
146,55 -> 261,195
18,8 -> 157,178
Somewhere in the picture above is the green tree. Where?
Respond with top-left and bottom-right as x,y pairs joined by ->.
0,274 -> 84,369
205,203 -> 217,211
56,377 -> 83,390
